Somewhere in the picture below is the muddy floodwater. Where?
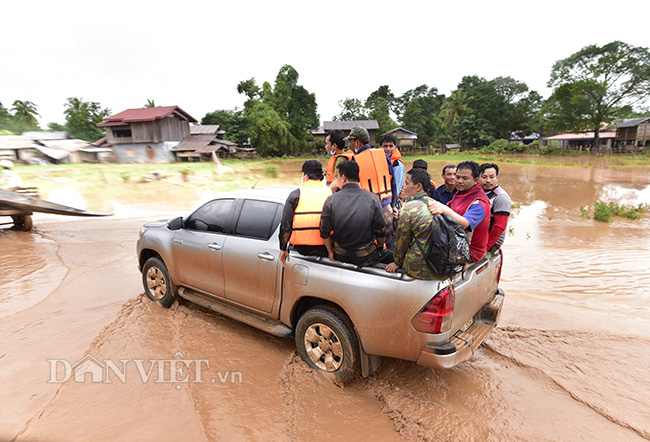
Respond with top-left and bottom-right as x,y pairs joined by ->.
1,159 -> 650,441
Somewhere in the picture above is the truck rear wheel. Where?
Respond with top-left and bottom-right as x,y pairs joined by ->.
295,307 -> 359,383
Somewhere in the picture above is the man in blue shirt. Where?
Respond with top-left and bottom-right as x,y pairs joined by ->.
432,164 -> 457,205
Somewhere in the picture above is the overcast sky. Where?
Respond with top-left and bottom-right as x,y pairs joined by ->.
2,0 -> 648,129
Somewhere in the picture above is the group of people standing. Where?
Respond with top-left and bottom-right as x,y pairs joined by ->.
279,126 -> 512,280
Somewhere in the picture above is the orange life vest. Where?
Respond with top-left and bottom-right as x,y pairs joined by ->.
389,147 -> 402,165
290,180 -> 332,246
355,148 -> 392,200
325,150 -> 354,184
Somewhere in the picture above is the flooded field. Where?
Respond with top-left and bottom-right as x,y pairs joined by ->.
1,158 -> 650,441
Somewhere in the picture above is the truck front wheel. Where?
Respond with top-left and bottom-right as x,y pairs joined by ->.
142,257 -> 176,308
295,307 -> 359,383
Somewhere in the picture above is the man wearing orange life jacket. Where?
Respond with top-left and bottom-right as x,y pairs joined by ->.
324,130 -> 354,187
279,160 -> 332,266
380,133 -> 405,197
345,126 -> 398,250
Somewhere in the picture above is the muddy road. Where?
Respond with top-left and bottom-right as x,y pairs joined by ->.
1,161 -> 650,441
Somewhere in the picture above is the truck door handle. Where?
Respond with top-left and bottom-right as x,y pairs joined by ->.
257,252 -> 275,261
173,239 -> 183,244
208,243 -> 221,251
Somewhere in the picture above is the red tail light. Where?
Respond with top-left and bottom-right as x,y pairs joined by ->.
411,285 -> 455,334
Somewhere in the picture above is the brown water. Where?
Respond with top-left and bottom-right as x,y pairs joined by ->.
1,160 -> 650,441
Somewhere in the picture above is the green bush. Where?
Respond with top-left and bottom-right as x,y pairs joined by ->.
588,201 -> 648,222
263,164 -> 279,178
480,139 -> 525,154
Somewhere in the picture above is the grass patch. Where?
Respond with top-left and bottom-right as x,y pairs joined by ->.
581,201 -> 648,222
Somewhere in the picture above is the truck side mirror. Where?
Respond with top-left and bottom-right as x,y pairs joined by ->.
167,216 -> 184,230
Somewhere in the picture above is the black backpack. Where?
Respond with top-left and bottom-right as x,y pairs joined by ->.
414,213 -> 471,275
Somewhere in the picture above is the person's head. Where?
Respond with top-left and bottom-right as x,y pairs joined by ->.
412,159 -> 428,170
455,160 -> 480,192
325,130 -> 345,155
441,164 -> 456,187
301,160 -> 324,181
403,168 -> 430,198
379,133 -> 397,157
0,160 -> 14,170
479,163 -> 500,192
336,160 -> 359,184
345,126 -> 370,153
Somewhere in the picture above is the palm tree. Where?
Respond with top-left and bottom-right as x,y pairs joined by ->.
11,100 -> 40,130
439,89 -> 472,146
144,99 -> 156,108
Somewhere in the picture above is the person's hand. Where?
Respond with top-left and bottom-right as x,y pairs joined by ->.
280,250 -> 289,267
328,252 -> 337,262
428,200 -> 448,215
393,207 -> 399,218
385,262 -> 399,273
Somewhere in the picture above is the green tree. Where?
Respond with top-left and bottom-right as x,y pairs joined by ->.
64,97 -> 111,141
247,101 -> 297,156
11,100 -> 41,131
368,96 -> 397,136
236,65 -> 318,156
397,85 -> 447,146
0,101 -> 19,133
440,89 -> 472,146
546,41 -> 650,152
144,99 -> 156,108
271,65 -> 319,143
334,98 -> 368,120
201,109 -> 248,145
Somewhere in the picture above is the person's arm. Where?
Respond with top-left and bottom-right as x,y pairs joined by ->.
488,214 -> 509,249
391,209 -> 411,267
371,199 -> 387,241
319,197 -> 335,261
385,154 -> 397,207
394,163 -> 405,196
428,200 -> 470,228
279,189 -> 300,266
322,236 -> 336,262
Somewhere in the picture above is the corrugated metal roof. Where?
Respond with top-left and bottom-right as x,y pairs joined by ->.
0,135 -> 42,149
322,120 -> 380,131
21,131 -> 68,140
39,139 -> 91,153
190,125 -> 220,134
385,127 -> 418,137
97,106 -> 197,127
613,117 -> 650,128
172,135 -> 215,151
544,131 -> 616,140
34,145 -> 70,160
195,139 -> 237,153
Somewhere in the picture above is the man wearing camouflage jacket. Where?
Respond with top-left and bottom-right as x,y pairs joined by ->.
386,168 -> 437,280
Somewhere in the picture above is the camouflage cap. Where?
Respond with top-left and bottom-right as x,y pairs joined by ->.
344,126 -> 370,144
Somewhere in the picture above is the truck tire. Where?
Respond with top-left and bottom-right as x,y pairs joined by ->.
12,215 -> 33,231
142,257 -> 176,308
295,307 -> 359,383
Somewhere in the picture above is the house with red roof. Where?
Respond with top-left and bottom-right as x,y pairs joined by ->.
96,106 -> 197,163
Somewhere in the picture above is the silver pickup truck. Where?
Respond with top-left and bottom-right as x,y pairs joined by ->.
137,187 -> 505,382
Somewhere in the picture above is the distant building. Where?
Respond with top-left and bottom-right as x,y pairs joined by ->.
312,120 -> 380,146
613,117 -> 650,152
96,106 -> 197,163
383,127 -> 418,149
0,135 -> 42,162
542,130 -> 616,151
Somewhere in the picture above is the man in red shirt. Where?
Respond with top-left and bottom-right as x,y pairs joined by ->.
428,160 -> 490,262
